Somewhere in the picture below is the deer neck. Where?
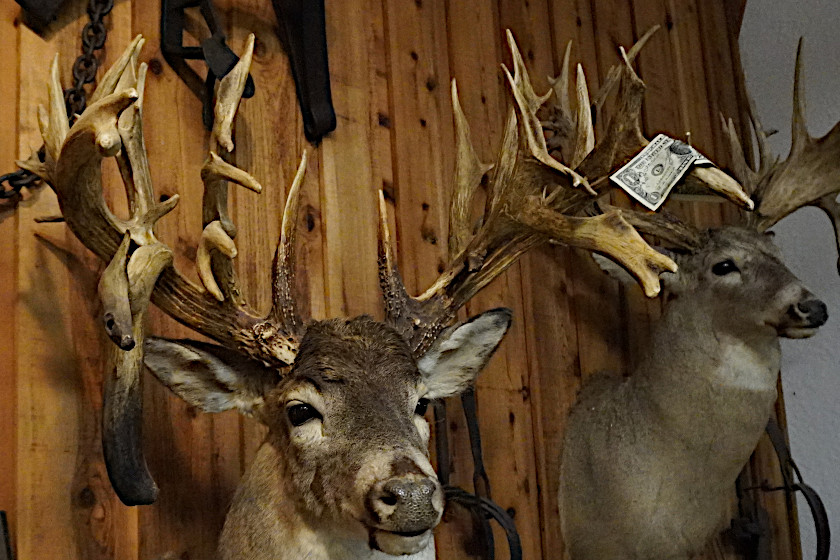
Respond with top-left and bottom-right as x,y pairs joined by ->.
633,298 -> 780,475
217,438 -> 436,560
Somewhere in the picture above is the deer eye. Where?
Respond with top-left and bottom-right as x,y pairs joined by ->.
711,259 -> 739,276
287,403 -> 322,426
414,398 -> 430,416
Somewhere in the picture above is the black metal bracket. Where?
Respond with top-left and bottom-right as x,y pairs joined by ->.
13,0 -> 71,32
160,0 -> 255,130
269,0 -> 336,142
0,511 -> 13,560
731,419 -> 831,560
161,0 -> 336,142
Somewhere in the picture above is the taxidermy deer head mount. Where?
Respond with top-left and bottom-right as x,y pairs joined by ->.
27,27 -> 749,559
559,39 -> 834,560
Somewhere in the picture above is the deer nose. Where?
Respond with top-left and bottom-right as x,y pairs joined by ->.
796,299 -> 828,327
370,476 -> 441,532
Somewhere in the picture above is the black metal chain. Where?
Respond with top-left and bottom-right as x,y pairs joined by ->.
0,0 -> 112,202
65,0 -> 113,117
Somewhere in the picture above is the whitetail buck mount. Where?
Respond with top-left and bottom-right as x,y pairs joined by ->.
559,39 -> 836,560
28,27 -> 751,560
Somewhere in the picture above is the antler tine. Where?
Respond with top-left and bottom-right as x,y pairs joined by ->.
45,55 -> 70,167
449,79 -> 493,259
790,37 -> 809,156
543,41 -> 574,156
570,64 -> 595,169
214,33 -> 255,153
591,25 -> 660,116
720,87 -> 780,198
554,41 -> 573,119
575,45 -> 648,181
378,190 -> 429,344
747,94 -> 778,179
720,113 -> 757,192
267,151 -> 307,337
544,49 -> 594,170
88,34 -> 145,106
742,38 -> 840,238
502,29 -> 592,193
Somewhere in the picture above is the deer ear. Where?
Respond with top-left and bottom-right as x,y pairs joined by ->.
144,338 -> 278,417
417,308 -> 512,399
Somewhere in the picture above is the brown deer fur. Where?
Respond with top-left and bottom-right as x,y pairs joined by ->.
560,227 -> 828,560
145,312 -> 512,559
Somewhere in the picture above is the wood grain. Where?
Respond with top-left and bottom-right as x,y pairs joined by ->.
0,0 -> 19,540
15,3 -> 87,556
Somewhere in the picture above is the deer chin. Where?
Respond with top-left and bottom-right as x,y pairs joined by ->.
778,326 -> 819,339
370,528 -> 433,556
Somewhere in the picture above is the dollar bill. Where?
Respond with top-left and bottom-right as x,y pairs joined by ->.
610,134 -> 712,211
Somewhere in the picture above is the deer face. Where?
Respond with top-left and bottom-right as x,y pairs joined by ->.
144,309 -> 511,556
664,226 -> 828,338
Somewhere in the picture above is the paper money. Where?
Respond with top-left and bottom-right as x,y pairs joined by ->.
610,134 -> 713,211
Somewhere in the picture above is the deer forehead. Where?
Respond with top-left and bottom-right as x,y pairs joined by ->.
282,316 -> 422,402
683,227 -> 782,270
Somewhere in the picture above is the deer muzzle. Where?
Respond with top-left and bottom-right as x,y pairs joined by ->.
780,295 -> 828,338
367,473 -> 443,555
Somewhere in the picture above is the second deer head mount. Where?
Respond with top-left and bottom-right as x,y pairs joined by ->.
560,39 -> 836,560
29,25 -> 749,559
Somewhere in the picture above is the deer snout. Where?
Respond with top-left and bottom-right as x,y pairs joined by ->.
796,299 -> 828,327
778,295 -> 828,338
369,475 -> 443,533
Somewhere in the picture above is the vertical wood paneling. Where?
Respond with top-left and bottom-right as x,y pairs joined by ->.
0,0 -> 18,540
666,0 -> 716,156
439,4 -> 504,557
15,3 -> 87,556
383,0 -> 452,296
0,0 -> 804,559
695,0 -> 741,172
321,0 -> 388,319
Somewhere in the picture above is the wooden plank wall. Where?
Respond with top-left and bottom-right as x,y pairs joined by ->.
0,0 -> 798,559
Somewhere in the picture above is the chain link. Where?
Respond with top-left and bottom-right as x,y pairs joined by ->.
65,0 -> 113,117
1,0 -> 111,202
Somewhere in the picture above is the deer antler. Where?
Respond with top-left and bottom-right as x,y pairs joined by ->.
722,39 -> 840,268
29,35 -> 307,504
380,31 -> 746,354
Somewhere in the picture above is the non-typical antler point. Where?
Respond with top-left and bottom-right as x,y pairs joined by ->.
96,130 -> 122,157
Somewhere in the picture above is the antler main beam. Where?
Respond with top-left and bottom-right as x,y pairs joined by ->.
30,35 -> 307,504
